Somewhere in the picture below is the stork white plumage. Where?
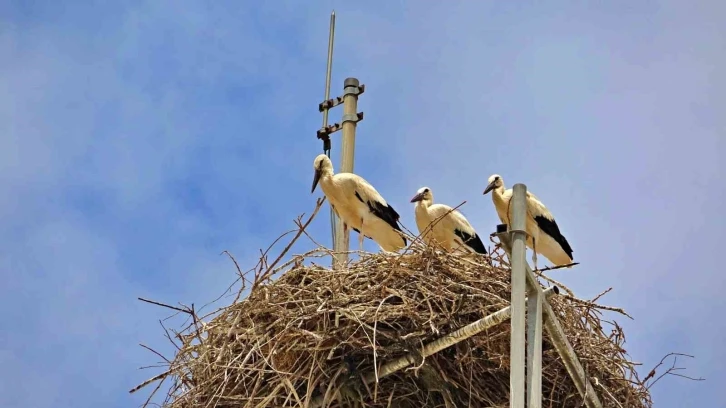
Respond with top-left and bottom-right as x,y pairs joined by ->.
410,187 -> 487,255
311,154 -> 407,253
483,174 -> 574,268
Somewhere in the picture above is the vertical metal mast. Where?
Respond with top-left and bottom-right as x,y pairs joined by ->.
322,11 -> 337,255
316,12 -> 366,270
333,77 -> 361,267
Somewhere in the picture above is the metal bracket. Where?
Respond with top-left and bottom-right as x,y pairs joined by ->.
318,84 -> 365,112
318,96 -> 344,112
342,112 -> 364,124
317,112 -> 364,140
493,224 -> 530,239
317,123 -> 342,140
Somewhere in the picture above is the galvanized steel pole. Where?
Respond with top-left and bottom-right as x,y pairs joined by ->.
510,183 -> 528,408
332,78 -> 361,269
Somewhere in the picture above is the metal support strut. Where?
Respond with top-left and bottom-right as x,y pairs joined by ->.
495,183 -> 602,408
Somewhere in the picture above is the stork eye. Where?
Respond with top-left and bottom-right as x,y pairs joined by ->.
495,177 -> 500,181
424,188 -> 429,193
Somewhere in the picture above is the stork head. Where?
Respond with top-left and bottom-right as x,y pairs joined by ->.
483,174 -> 503,195
311,154 -> 333,193
410,186 -> 433,204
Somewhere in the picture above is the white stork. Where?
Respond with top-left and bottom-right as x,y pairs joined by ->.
311,154 -> 407,252
410,186 -> 487,255
482,174 -> 573,267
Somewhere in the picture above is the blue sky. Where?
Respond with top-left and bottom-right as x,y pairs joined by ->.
1,1 -> 723,407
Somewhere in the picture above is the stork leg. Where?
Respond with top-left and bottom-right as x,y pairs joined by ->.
532,237 -> 538,270
358,219 -> 365,252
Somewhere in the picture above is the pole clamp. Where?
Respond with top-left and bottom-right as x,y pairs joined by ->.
342,112 -> 364,125
343,83 -> 365,97
319,84 -> 365,112
491,225 -> 532,240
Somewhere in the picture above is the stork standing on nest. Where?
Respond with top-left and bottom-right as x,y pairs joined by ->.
482,174 -> 573,268
311,154 -> 407,253
410,186 -> 487,255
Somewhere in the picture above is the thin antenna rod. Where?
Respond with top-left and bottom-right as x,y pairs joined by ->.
322,11 -> 336,135
323,11 -> 337,255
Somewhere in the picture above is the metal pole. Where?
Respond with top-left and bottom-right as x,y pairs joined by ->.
510,183 -> 528,408
321,11 -> 338,266
527,281 -> 543,408
497,230 -> 603,408
332,78 -> 360,269
321,11 -> 335,131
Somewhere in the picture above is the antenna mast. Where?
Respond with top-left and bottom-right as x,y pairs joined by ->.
321,11 -> 337,257
316,11 -> 366,270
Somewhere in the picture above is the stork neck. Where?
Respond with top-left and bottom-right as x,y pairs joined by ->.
414,200 -> 430,222
320,166 -> 334,177
317,170 -> 334,191
415,198 -> 432,209
491,186 -> 506,203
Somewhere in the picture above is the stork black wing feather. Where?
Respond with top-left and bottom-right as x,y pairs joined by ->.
533,215 -> 573,259
454,229 -> 488,255
351,226 -> 372,240
355,191 -> 407,245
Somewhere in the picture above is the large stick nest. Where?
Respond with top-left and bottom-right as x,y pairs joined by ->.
133,202 -> 656,407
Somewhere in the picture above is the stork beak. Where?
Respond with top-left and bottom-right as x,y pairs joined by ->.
410,192 -> 425,203
483,181 -> 496,195
311,169 -> 322,193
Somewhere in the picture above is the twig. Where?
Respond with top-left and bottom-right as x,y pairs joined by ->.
646,352 -> 704,389
561,294 -> 634,320
534,262 -> 580,272
139,343 -> 171,364
138,298 -> 192,315
591,287 -> 613,303
129,369 -> 171,394
253,197 -> 326,289
159,320 -> 180,352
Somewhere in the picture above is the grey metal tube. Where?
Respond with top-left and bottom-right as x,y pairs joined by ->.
510,183 -> 528,408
